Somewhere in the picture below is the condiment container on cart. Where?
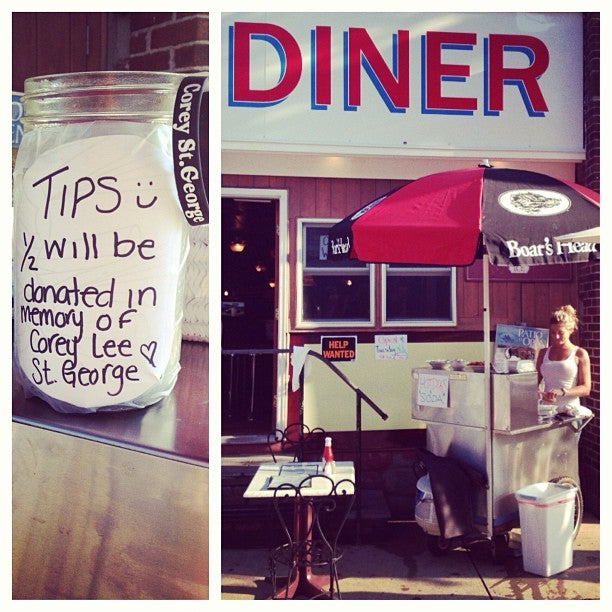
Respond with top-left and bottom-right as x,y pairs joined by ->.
322,436 -> 336,475
537,400 -> 557,420
13,71 -> 192,413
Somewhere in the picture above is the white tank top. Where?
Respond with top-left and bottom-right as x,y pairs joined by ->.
541,347 -> 580,411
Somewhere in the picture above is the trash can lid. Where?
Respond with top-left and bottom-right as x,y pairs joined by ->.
515,481 -> 576,504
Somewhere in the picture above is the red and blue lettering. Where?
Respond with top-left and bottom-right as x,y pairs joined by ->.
228,21 -> 551,117
312,26 -> 332,109
345,27 -> 410,113
229,22 -> 302,107
485,34 -> 550,117
422,31 -> 478,114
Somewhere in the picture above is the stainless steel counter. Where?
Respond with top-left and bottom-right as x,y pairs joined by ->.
12,340 -> 209,466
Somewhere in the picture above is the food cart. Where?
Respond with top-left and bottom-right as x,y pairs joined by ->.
326,166 -> 599,560
411,364 -> 591,559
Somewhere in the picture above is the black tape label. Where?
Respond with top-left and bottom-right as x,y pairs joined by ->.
172,75 -> 209,225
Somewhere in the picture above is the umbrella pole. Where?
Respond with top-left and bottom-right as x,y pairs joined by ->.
483,250 -> 494,542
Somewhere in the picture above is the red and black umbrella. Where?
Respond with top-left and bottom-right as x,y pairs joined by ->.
328,167 -> 599,267
327,166 -> 599,542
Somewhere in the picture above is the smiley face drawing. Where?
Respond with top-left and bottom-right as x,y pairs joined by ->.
136,180 -> 158,208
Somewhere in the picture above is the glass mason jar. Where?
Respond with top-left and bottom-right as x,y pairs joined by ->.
13,71 -> 190,413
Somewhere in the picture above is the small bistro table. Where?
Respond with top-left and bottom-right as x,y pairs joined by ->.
244,461 -> 355,599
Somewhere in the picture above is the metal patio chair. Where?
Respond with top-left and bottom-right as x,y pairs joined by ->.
267,422 -> 326,463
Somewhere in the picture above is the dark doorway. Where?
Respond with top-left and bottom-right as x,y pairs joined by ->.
221,197 -> 277,436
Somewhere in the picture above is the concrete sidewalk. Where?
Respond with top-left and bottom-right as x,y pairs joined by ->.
221,514 -> 600,600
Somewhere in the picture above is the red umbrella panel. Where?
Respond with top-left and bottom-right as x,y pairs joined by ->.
328,167 -> 600,267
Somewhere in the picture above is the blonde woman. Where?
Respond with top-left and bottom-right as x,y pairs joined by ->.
536,305 -> 592,418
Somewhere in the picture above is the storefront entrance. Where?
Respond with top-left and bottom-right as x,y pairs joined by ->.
221,195 -> 280,437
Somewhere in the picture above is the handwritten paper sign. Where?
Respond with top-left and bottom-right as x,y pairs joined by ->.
13,131 -> 188,411
416,373 -> 449,408
375,334 -> 407,360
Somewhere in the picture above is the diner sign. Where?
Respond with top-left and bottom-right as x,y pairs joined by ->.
222,12 -> 583,158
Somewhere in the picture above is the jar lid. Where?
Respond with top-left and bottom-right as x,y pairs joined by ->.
21,71 -> 208,126
23,71 -> 186,96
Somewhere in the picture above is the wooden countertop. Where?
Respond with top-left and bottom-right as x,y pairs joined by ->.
13,422 -> 209,599
12,340 -> 209,466
12,340 -> 209,599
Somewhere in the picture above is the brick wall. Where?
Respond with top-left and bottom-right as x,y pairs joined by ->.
577,262 -> 600,514
580,13 -> 600,191
114,12 -> 209,73
577,12 -> 600,516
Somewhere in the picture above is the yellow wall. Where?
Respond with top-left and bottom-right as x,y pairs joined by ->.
302,341 -> 490,431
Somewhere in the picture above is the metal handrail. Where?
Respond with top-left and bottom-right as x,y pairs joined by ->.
222,347 -> 389,540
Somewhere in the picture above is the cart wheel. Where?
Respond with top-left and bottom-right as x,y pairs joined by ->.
426,534 -> 452,556
550,476 -> 583,539
491,533 -> 509,564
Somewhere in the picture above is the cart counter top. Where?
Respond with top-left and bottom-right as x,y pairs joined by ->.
494,411 -> 586,436
412,367 -> 586,435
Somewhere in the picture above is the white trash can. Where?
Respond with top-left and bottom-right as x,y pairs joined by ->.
515,482 -> 577,577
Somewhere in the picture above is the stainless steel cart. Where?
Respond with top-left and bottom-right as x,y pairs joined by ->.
411,367 -> 591,558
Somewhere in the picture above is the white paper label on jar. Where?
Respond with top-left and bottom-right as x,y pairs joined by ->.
14,133 -> 186,409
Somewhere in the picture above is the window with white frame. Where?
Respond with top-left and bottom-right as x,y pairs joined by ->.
297,221 -> 456,328
298,221 -> 374,327
382,264 -> 456,326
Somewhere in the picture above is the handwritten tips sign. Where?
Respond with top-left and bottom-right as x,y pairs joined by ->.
375,334 -> 408,360
13,132 -> 188,411
416,373 -> 450,409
